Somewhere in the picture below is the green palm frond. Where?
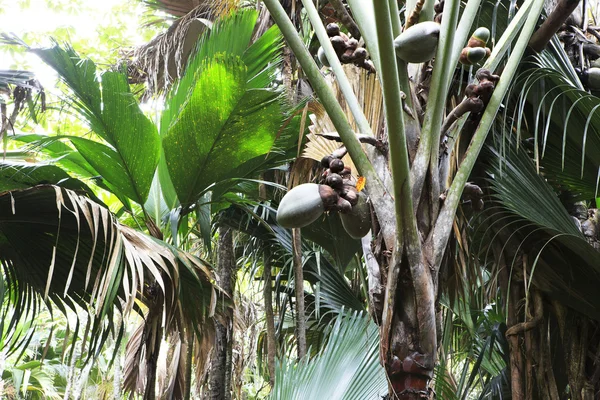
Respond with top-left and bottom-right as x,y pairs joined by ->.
30,44 -> 160,206
12,134 -> 98,179
160,10 -> 286,209
483,137 -> 600,320
437,288 -> 509,399
270,311 -> 386,400
0,185 -> 218,361
511,37 -> 600,200
0,70 -> 36,86
0,162 -> 94,195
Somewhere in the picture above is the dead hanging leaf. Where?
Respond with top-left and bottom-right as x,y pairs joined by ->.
356,176 -> 366,192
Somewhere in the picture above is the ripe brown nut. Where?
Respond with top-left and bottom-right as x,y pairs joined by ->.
346,38 -> 359,51
325,173 -> 344,190
319,184 -> 340,210
321,155 -> 333,168
336,197 -> 353,214
476,69 -> 500,82
362,60 -> 376,73
473,198 -> 484,211
329,158 -> 345,173
352,48 -> 368,63
465,83 -> 478,98
326,23 -> 340,37
342,185 -> 359,206
331,36 -> 347,56
341,48 -> 355,63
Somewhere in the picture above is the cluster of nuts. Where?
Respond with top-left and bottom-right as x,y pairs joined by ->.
320,151 -> 359,213
441,68 -> 499,140
318,23 -> 375,73
276,149 -> 371,238
459,27 -> 492,66
465,68 -> 500,106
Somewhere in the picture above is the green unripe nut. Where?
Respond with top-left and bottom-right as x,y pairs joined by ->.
394,21 -> 440,63
337,197 -> 353,214
276,184 -> 338,228
340,192 -> 372,239
459,47 -> 488,65
468,27 -> 490,48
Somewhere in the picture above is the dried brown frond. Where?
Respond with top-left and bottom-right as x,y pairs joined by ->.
405,0 -> 426,30
145,0 -> 236,18
327,64 -> 385,138
289,65 -> 383,187
194,327 -> 215,397
124,0 -> 236,98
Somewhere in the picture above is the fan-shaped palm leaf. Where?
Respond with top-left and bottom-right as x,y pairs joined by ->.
160,10 -> 286,209
483,136 -> 600,320
269,311 -> 386,400
512,37 -> 600,200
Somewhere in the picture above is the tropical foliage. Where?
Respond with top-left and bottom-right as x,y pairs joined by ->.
1,0 -> 600,398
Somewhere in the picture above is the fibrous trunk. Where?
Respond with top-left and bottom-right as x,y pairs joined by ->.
210,226 -> 235,400
263,249 -> 277,385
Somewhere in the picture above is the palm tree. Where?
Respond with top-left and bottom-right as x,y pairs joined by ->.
256,0 -> 600,398
5,0 -> 600,398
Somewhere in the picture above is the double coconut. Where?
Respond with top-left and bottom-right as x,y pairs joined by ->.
393,22 -> 491,66
276,156 -> 372,238
394,21 -> 441,63
276,183 -> 339,228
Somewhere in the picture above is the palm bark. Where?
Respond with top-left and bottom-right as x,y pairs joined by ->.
292,228 -> 307,359
210,226 -> 235,400
263,249 -> 277,386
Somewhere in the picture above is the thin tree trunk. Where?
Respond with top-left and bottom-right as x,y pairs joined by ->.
292,228 -> 307,359
210,226 -> 235,400
263,249 -> 277,386
495,242 -> 525,400
184,330 -> 194,400
143,306 -> 163,400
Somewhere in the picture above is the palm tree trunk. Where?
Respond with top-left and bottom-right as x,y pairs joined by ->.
210,226 -> 235,400
143,302 -> 164,400
184,330 -> 193,400
263,249 -> 277,386
494,242 -> 525,399
292,228 -> 307,359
